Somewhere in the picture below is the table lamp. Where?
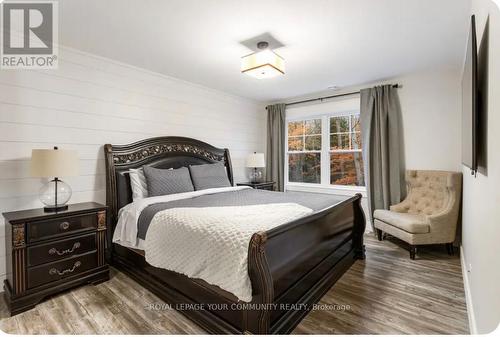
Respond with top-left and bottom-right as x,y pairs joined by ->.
30,146 -> 79,212
246,152 -> 265,183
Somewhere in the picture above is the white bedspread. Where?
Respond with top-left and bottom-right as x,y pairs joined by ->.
113,186 -> 252,249
144,203 -> 313,302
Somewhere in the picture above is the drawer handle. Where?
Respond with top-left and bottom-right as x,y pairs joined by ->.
59,221 -> 70,230
48,242 -> 81,256
49,261 -> 81,276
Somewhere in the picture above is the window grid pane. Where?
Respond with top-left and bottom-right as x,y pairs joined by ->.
288,121 -> 304,137
351,115 -> 361,133
288,153 -> 321,183
352,131 -> 362,150
305,119 -> 321,135
330,116 -> 349,133
288,136 -> 304,151
330,151 -> 365,186
330,133 -> 350,150
305,135 -> 321,151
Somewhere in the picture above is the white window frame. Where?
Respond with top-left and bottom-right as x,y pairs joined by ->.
286,117 -> 322,184
285,110 -> 366,193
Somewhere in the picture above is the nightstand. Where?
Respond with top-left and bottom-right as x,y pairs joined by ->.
2,202 -> 110,316
237,181 -> 275,191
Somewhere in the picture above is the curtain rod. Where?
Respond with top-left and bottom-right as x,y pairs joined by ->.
280,83 -> 401,108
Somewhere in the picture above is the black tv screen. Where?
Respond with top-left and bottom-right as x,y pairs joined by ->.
462,15 -> 478,172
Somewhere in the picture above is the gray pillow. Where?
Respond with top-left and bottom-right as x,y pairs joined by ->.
189,162 -> 231,190
143,166 -> 194,196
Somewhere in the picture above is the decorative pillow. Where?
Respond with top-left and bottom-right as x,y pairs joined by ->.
143,166 -> 194,196
129,168 -> 148,201
189,162 -> 231,190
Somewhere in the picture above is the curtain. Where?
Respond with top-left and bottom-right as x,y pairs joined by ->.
360,85 -> 406,222
266,103 -> 286,191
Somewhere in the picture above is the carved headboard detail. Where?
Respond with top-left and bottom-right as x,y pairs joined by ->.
111,143 -> 225,165
104,136 -> 233,229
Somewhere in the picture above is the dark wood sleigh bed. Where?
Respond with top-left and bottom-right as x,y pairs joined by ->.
104,136 -> 366,334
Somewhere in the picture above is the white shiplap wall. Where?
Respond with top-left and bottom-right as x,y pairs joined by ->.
0,47 -> 266,282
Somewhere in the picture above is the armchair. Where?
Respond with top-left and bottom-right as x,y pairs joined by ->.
373,170 -> 462,259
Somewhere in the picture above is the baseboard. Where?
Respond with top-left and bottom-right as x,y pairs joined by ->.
460,245 -> 477,334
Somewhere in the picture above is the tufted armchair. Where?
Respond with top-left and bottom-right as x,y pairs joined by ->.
373,170 -> 462,259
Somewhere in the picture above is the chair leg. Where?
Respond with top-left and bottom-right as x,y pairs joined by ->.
410,245 -> 416,260
446,243 -> 454,256
376,229 -> 383,241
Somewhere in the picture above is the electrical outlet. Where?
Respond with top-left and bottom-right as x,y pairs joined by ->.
467,263 -> 472,273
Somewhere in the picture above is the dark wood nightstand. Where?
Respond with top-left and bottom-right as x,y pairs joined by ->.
237,181 -> 275,191
2,202 -> 110,316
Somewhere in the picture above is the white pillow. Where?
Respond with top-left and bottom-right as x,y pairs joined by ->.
129,168 -> 148,201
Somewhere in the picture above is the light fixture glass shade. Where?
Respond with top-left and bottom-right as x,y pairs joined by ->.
246,153 -> 265,168
39,179 -> 72,208
241,49 -> 285,79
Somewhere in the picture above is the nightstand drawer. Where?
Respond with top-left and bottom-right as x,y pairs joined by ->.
27,213 -> 97,243
27,251 -> 98,289
27,233 -> 96,267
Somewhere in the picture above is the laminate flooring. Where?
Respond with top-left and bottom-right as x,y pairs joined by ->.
0,234 -> 469,334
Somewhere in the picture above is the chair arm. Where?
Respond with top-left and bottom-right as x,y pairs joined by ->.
427,208 -> 457,228
390,201 -> 410,213
427,192 -> 458,227
426,196 -> 460,243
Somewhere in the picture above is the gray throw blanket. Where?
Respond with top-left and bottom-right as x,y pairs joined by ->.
137,188 -> 345,239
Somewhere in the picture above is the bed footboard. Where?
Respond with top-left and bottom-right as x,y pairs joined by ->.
245,193 -> 365,334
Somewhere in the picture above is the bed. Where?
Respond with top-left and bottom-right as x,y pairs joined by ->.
104,136 -> 366,334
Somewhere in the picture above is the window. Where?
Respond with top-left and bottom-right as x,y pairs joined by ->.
329,115 -> 365,186
286,113 -> 365,187
287,119 -> 321,183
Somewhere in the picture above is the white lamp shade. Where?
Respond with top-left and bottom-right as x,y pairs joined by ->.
30,149 -> 79,178
246,153 -> 265,168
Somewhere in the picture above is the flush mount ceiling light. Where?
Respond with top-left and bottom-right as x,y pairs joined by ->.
241,41 -> 285,79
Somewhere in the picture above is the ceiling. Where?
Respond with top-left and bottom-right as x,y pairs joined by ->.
59,0 -> 471,102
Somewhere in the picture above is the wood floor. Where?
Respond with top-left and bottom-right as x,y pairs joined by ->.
0,234 -> 469,334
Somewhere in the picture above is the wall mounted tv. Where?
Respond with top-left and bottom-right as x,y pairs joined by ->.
462,15 -> 478,174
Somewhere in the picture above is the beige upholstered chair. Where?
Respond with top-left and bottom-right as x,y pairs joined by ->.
373,170 -> 462,259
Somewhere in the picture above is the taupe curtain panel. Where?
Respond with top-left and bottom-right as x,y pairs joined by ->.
360,85 -> 406,221
266,103 -> 286,191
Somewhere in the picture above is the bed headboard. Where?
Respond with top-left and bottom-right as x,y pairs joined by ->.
104,136 -> 233,226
